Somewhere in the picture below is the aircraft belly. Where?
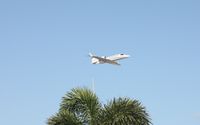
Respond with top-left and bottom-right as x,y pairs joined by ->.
99,61 -> 104,64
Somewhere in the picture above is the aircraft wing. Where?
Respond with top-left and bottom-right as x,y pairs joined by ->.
93,56 -> 120,65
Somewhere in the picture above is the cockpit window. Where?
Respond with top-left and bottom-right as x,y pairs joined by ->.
120,54 -> 124,55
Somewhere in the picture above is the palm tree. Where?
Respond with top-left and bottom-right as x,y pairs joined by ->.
47,87 -> 151,125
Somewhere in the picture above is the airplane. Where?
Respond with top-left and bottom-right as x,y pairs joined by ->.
89,53 -> 130,65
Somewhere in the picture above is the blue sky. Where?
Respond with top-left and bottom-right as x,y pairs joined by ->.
0,0 -> 200,125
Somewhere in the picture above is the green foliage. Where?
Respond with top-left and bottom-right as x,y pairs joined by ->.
47,110 -> 82,125
47,87 -> 151,125
101,98 -> 151,125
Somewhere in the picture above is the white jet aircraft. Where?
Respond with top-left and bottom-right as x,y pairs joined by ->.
89,53 -> 130,65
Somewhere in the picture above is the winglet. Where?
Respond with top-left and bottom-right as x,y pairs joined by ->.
115,62 -> 121,66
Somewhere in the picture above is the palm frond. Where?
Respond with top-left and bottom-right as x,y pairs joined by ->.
47,110 -> 82,125
101,97 -> 151,125
47,87 -> 152,125
60,87 -> 101,124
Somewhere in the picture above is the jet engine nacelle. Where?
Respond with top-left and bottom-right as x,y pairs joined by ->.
91,58 -> 99,64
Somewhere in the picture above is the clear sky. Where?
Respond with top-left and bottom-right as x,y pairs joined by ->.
0,0 -> 200,125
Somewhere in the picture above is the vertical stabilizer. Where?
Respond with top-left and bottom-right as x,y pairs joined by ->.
89,53 -> 93,57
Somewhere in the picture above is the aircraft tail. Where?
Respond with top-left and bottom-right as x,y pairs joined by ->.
89,53 -> 94,57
